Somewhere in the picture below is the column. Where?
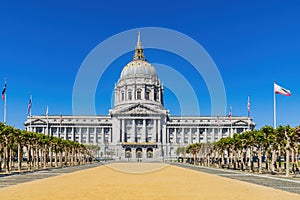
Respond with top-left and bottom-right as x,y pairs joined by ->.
196,128 -> 200,143
101,128 -> 104,144
218,127 -> 222,140
94,127 -> 97,144
151,86 -> 154,100
71,127 -> 75,142
122,119 -> 126,142
181,128 -> 184,145
109,128 -> 112,143
64,127 -> 67,140
188,128 -> 192,144
133,119 -> 136,142
158,119 -> 161,143
143,119 -> 146,142
154,119 -> 157,142
166,128 -> 169,144
175,128 -> 178,144
79,128 -> 82,143
87,127 -> 91,144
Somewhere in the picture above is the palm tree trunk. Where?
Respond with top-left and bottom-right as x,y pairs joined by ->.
0,145 -> 3,171
285,148 -> 290,177
43,147 -> 48,169
9,148 -> 14,171
49,146 -> 53,168
221,151 -> 225,168
278,145 -> 282,173
4,144 -> 9,173
207,154 -> 210,167
59,151 -> 63,168
295,146 -> 299,171
71,147 -> 75,166
271,149 -> 276,172
258,145 -> 262,174
54,151 -> 58,167
17,143 -> 22,172
249,147 -> 253,172
265,150 -> 270,172
233,150 -> 238,170
35,147 -> 39,170
242,149 -> 247,171
27,145 -> 32,171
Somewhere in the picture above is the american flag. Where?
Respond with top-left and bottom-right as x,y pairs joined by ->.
247,96 -> 250,116
27,97 -> 32,116
1,82 -> 6,101
228,106 -> 232,122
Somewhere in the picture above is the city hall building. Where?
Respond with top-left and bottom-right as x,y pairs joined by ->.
25,34 -> 255,160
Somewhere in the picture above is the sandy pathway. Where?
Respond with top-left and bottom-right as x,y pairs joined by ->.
0,163 -> 299,200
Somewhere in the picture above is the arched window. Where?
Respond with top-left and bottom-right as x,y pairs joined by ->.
137,89 -> 141,100
121,92 -> 124,101
154,91 -> 157,101
145,90 -> 150,100
128,91 -> 132,100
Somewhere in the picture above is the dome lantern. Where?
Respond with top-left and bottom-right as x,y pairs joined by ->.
133,31 -> 146,61
120,32 -> 158,80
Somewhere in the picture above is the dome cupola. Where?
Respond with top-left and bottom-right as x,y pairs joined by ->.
120,32 -> 158,80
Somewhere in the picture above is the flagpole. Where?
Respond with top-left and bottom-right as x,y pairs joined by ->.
2,80 -> 7,125
230,106 -> 232,137
59,114 -> 62,138
248,96 -> 250,131
273,83 -> 276,128
30,95 -> 32,132
46,106 -> 49,136
4,92 -> 6,125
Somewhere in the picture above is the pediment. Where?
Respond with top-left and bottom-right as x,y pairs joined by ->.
121,104 -> 157,114
110,103 -> 167,115
32,119 -> 46,125
233,120 -> 248,126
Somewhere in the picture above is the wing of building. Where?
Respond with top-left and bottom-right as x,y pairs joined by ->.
24,33 -> 255,161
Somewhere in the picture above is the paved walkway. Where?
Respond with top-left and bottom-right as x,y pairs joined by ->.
0,163 -> 300,200
0,162 -> 103,188
170,163 -> 300,194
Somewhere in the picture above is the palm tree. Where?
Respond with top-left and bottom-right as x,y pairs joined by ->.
252,130 -> 265,173
232,133 -> 241,170
260,126 -> 275,172
215,138 -> 226,168
186,143 -> 201,165
280,125 -> 294,177
2,125 -> 15,173
291,127 -> 300,172
15,129 -> 24,172
175,146 -> 186,163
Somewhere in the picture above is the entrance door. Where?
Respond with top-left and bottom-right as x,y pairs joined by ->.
136,148 -> 142,159
147,148 -> 153,158
125,148 -> 132,158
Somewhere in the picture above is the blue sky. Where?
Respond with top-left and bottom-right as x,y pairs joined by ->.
0,1 -> 300,129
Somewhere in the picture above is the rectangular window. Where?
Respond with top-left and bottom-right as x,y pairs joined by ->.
128,91 -> 132,100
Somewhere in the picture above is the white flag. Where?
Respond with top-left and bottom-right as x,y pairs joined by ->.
274,83 -> 291,96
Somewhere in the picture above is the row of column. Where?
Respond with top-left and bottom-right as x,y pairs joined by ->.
166,127 -> 247,144
120,118 -> 161,143
40,126 -> 112,144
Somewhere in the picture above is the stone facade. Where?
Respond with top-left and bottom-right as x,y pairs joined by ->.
24,33 -> 255,161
